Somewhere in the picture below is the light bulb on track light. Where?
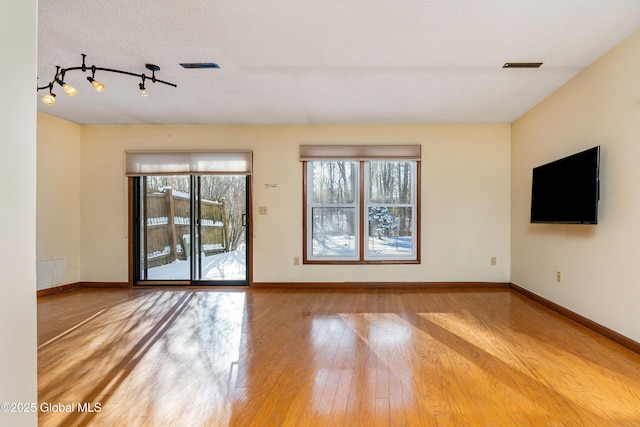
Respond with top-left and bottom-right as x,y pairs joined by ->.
87,76 -> 105,92
62,83 -> 78,96
42,92 -> 56,105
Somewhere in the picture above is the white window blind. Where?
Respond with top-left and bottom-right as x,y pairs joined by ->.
125,150 -> 253,176
300,145 -> 421,161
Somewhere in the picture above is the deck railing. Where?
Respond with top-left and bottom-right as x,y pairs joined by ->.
144,188 -> 228,268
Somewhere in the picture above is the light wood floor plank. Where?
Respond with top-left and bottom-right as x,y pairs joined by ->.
37,287 -> 640,426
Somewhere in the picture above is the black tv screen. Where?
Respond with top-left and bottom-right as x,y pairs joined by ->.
530,146 -> 600,224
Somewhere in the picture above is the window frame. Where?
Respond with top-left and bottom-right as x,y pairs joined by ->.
363,160 -> 418,261
303,159 -> 420,265
305,160 -> 360,262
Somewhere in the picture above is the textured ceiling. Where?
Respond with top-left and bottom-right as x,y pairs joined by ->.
37,0 -> 640,125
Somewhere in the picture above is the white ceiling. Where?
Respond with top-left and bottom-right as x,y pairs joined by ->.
37,0 -> 640,125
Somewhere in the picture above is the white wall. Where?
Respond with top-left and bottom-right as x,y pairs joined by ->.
0,0 -> 38,426
512,30 -> 640,342
78,123 -> 511,284
37,113 -> 82,288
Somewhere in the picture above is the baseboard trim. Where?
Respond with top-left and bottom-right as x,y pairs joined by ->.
78,281 -> 130,289
252,281 -> 510,289
37,281 -> 130,297
509,283 -> 640,355
37,282 -> 82,297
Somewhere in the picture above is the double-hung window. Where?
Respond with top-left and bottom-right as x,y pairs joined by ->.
301,145 -> 420,264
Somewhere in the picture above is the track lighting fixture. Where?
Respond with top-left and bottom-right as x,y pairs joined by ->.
37,54 -> 176,105
139,75 -> 148,97
42,91 -> 56,105
61,82 -> 78,96
41,82 -> 56,104
55,68 -> 78,96
86,65 -> 105,92
87,77 -> 105,92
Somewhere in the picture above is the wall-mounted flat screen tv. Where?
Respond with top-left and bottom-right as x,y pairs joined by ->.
530,146 -> 600,224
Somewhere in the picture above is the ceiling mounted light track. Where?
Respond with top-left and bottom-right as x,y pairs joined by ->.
37,54 -> 177,105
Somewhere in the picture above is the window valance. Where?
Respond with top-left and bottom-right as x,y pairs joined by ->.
299,145 -> 420,161
125,150 -> 253,176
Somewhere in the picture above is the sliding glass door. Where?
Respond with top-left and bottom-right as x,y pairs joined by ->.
134,174 -> 249,285
197,175 -> 248,281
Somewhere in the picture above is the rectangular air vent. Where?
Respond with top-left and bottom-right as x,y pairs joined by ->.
179,63 -> 220,69
503,62 -> 543,69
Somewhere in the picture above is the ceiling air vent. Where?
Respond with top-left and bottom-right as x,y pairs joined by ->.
502,62 -> 543,69
179,63 -> 220,69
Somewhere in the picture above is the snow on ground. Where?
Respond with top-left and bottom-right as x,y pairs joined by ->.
312,235 -> 412,257
367,236 -> 412,256
312,235 -> 356,256
146,245 -> 246,281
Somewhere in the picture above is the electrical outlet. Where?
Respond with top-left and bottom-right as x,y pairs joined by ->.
490,256 -> 497,266
258,206 -> 268,215
294,256 -> 300,266
556,271 -> 562,283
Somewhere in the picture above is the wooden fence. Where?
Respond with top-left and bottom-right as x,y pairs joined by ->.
144,188 -> 228,268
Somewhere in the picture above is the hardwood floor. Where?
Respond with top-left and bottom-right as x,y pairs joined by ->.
37,287 -> 640,426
